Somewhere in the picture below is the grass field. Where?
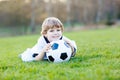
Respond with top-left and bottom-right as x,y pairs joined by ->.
0,27 -> 120,80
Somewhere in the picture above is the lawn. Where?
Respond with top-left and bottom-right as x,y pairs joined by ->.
0,27 -> 120,80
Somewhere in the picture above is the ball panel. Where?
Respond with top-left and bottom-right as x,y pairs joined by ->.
48,56 -> 55,62
51,43 -> 59,50
60,52 -> 68,60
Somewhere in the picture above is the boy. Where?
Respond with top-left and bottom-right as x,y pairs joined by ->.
20,17 -> 77,62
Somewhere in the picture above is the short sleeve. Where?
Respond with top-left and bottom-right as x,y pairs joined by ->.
31,36 -> 46,54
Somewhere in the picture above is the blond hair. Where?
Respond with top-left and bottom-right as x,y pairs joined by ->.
41,17 -> 64,35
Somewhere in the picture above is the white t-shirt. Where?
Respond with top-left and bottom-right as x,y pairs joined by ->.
20,36 -> 77,62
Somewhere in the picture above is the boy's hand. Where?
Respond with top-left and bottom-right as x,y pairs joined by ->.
64,39 -> 74,54
43,43 -> 51,52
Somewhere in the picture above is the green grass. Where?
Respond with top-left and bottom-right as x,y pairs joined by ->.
0,27 -> 120,80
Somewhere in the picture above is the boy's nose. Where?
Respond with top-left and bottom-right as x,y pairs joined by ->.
54,31 -> 58,34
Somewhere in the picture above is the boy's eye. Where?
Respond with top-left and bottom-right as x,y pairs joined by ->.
57,29 -> 61,31
50,30 -> 54,32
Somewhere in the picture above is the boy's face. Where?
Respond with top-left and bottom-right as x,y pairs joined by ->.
45,27 -> 62,42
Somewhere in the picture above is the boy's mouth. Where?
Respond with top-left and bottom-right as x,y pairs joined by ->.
52,36 -> 59,38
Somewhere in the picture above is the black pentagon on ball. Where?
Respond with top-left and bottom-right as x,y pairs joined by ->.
51,43 -> 59,50
60,52 -> 68,60
48,56 -> 55,62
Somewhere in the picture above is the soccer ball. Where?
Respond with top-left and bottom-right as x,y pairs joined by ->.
46,40 -> 72,63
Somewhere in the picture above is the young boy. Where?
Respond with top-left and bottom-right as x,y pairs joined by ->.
20,17 -> 77,62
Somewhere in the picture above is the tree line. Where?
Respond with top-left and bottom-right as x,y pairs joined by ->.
0,0 -> 120,30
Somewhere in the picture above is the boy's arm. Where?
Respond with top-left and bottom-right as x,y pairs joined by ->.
63,37 -> 77,57
35,43 -> 51,61
64,40 -> 76,56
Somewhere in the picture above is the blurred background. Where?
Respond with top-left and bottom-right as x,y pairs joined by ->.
0,0 -> 120,37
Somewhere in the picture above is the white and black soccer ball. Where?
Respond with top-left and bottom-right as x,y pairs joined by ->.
46,40 -> 72,63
